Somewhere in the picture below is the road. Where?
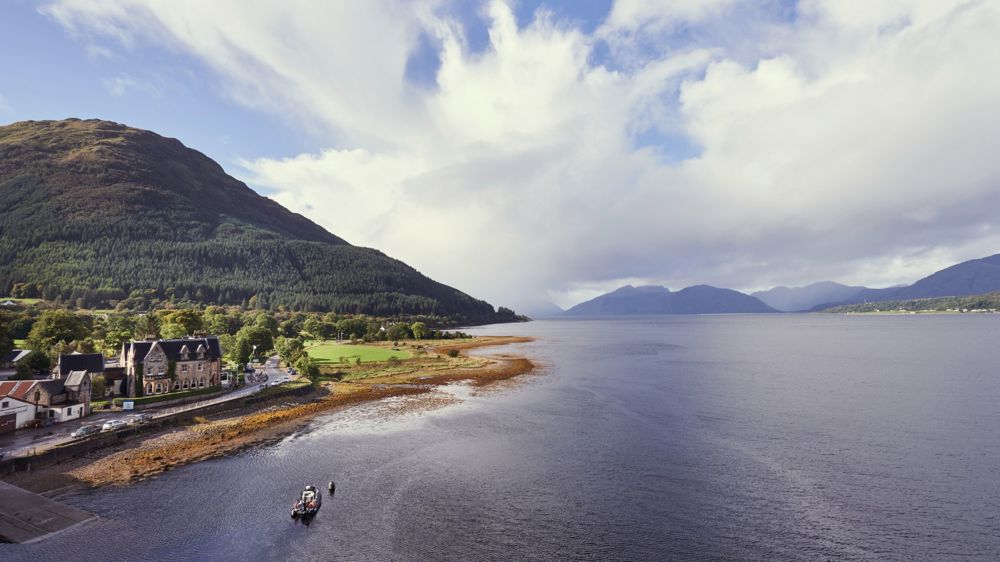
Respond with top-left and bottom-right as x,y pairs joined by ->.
0,356 -> 287,459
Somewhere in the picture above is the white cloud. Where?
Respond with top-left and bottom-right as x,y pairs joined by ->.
100,73 -> 162,97
43,0 -> 1000,309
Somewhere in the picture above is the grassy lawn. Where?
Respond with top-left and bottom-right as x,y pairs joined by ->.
0,297 -> 43,305
305,341 -> 411,364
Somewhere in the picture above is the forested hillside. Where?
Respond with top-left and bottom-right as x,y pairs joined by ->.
0,119 -> 507,322
823,291 -> 1000,313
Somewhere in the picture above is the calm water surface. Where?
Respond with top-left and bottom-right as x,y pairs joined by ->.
7,315 -> 1000,561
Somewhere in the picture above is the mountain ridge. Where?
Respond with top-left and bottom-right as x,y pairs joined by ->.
565,284 -> 777,315
811,253 -> 1000,310
0,118 -> 508,321
752,281 -> 869,312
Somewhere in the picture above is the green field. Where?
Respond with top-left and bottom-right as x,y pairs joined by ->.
1,297 -> 43,305
305,341 -> 411,364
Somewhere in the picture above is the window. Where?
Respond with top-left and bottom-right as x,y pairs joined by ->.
198,363 -> 204,372
1,400 -> 8,409
182,380 -> 189,389
146,383 -> 153,394
155,383 -> 162,394
173,381 -> 180,391
198,378 -> 205,388
181,365 -> 188,373
49,410 -> 55,418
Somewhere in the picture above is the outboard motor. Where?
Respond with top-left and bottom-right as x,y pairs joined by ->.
328,481 -> 336,495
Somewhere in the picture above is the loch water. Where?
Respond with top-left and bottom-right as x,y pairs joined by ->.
7,315 -> 1000,561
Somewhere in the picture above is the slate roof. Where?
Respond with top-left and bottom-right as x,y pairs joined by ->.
64,371 -> 89,391
57,353 -> 105,377
126,336 -> 222,363
3,350 -> 30,364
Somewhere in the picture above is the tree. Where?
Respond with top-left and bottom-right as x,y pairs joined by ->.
134,314 -> 160,339
275,336 -> 305,366
27,310 -> 89,351
91,375 -> 107,399
101,316 -> 136,354
205,312 -> 242,336
410,322 -> 427,340
235,325 -> 273,360
386,323 -> 411,341
161,322 -> 188,339
0,313 -> 13,360
253,312 -> 279,336
302,317 -> 322,339
23,350 -> 51,374
161,309 -> 204,336
295,354 -> 321,387
13,362 -> 34,380
337,318 -> 368,340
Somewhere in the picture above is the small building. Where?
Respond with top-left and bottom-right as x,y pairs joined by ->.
121,336 -> 223,396
0,377 -> 91,433
2,350 -> 30,370
54,352 -> 105,380
0,383 -> 36,434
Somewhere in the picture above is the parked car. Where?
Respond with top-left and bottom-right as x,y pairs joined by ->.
101,419 -> 127,432
125,413 -> 153,426
71,424 -> 101,439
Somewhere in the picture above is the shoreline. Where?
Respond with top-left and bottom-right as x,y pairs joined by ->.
2,336 -> 535,495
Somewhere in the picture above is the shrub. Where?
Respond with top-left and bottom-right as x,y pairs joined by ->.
447,349 -> 459,358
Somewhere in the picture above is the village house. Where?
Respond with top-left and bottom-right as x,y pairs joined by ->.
2,349 -> 30,370
54,352 -> 105,380
0,376 -> 92,434
121,336 -> 223,396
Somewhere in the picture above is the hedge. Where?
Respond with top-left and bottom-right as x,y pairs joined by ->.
112,386 -> 222,406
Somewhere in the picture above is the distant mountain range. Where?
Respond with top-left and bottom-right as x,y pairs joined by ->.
752,281 -> 868,312
805,253 -> 1000,311
562,253 -> 1000,316
564,285 -> 777,316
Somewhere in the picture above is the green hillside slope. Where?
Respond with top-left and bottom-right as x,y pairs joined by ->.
0,119 -> 503,321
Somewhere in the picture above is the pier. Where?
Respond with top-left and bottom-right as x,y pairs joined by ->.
0,481 -> 95,543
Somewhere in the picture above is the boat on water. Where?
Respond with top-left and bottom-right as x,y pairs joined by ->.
291,485 -> 322,519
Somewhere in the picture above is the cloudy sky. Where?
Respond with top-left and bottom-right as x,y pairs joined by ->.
3,0 -> 1000,311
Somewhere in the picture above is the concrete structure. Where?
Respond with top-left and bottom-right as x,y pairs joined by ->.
122,336 -> 223,396
0,481 -> 96,543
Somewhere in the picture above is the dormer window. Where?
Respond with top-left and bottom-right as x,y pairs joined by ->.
179,345 -> 190,361
196,344 -> 206,359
